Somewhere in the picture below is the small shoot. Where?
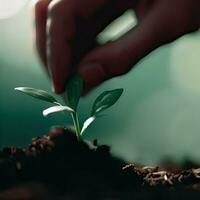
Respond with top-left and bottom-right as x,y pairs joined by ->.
15,75 -> 124,141
62,74 -> 83,138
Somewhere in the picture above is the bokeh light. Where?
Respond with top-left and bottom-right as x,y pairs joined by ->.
97,10 -> 137,44
170,34 -> 200,97
0,0 -> 27,19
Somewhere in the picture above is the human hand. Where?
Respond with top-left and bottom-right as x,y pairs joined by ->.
35,0 -> 200,94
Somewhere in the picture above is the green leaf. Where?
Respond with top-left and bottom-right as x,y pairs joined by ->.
91,88 -> 123,116
80,116 -> 96,135
15,87 -> 57,104
63,74 -> 83,110
43,105 -> 74,117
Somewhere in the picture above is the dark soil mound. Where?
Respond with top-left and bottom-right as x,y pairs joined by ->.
0,127 -> 200,199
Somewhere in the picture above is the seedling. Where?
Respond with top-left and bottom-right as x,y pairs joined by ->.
15,75 -> 123,140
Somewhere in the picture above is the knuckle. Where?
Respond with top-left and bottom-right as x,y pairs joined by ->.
34,0 -> 48,13
46,0 -> 76,38
48,0 -> 74,17
34,0 -> 43,8
34,0 -> 50,29
48,0 -> 62,16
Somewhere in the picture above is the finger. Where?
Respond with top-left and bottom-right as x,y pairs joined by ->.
78,1 -> 184,94
70,0 -> 133,68
35,0 -> 51,67
46,0 -> 76,94
46,0 -> 130,94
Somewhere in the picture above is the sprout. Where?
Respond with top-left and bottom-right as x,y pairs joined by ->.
15,75 -> 124,140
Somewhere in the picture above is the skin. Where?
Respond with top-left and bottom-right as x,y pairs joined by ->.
34,0 -> 200,94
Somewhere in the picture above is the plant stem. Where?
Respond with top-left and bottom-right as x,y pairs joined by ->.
62,92 -> 81,140
71,112 -> 81,140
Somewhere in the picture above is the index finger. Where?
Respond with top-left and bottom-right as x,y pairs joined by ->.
35,0 -> 51,67
46,0 -> 76,93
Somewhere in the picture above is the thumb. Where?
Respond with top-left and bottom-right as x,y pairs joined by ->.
78,2 -> 183,94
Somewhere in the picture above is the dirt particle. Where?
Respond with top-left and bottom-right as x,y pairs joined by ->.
16,162 -> 22,171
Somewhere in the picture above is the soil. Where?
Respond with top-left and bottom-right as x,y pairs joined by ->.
0,127 -> 200,199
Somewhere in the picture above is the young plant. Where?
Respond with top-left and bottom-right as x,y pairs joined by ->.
15,75 -> 123,140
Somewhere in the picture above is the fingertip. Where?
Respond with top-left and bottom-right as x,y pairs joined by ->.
52,82 -> 66,94
78,63 -> 106,95
81,90 -> 89,97
35,0 -> 51,67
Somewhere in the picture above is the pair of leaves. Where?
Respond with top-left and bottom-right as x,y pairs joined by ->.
80,88 -> 123,135
14,87 -> 74,116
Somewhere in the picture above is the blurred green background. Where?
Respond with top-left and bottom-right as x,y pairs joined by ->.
1,1 -> 200,165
